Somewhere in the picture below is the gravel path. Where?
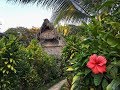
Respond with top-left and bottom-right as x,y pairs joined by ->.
48,79 -> 67,90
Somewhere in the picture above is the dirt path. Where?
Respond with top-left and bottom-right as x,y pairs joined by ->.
48,79 -> 67,90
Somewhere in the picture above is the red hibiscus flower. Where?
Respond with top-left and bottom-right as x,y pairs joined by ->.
87,54 -> 107,74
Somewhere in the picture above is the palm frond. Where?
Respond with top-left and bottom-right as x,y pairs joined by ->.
8,0 -> 116,24
51,4 -> 88,25
8,0 -> 91,24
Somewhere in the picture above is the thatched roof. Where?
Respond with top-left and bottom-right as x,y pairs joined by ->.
39,29 -> 58,39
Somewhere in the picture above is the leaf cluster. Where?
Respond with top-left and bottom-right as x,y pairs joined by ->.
62,6 -> 120,90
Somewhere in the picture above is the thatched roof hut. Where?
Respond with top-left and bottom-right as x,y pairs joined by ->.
37,19 -> 65,58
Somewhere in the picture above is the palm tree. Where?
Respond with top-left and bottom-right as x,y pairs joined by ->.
7,0 -> 119,24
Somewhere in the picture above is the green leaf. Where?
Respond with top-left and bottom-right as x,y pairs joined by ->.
82,21 -> 88,27
4,61 -> 8,64
13,69 -> 16,73
111,61 -> 120,67
110,67 -> 118,78
12,60 -> 16,65
72,72 -> 82,84
2,70 -> 6,73
102,79 -> 108,90
11,66 -> 14,71
107,65 -> 114,72
70,53 -> 75,59
10,59 -> 13,63
115,34 -> 120,38
71,72 -> 83,90
106,35 -> 118,47
98,0 -> 115,10
107,78 -> 120,90
117,44 -> 120,49
7,64 -> 11,68
94,74 -> 102,86
0,67 -> 4,71
85,68 -> 91,76
6,71 -> 9,74
66,66 -> 74,71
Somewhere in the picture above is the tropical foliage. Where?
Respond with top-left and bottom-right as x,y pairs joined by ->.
0,35 -> 62,90
5,27 -> 39,46
62,1 -> 120,89
57,24 -> 84,36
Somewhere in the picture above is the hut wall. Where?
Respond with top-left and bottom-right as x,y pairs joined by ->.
43,46 -> 64,58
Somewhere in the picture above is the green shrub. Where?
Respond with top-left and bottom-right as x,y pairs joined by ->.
62,11 -> 120,90
0,35 -> 62,90
24,39 -> 62,87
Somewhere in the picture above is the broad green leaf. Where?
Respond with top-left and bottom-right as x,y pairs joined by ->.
107,79 -> 120,90
72,72 -> 82,84
110,67 -> 118,78
102,79 -> 108,90
94,74 -> 102,86
71,72 -> 83,90
107,65 -> 114,72
106,35 -> 118,47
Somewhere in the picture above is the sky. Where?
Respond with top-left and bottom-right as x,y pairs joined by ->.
0,0 -> 52,32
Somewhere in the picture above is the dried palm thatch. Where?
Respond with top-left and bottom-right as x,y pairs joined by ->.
39,29 -> 58,40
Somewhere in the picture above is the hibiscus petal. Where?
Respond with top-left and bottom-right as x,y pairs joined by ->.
89,54 -> 97,63
97,56 -> 107,66
91,66 -> 99,74
87,61 -> 95,69
96,65 -> 106,73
